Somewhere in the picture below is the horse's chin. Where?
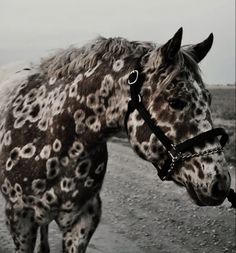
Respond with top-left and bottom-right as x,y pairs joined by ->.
186,184 -> 225,206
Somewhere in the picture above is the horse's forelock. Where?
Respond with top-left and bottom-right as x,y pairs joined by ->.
145,45 -> 205,96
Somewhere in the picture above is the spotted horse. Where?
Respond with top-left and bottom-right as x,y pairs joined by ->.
0,28 -> 234,253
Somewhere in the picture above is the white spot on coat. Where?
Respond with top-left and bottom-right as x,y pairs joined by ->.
53,139 -> 62,152
40,145 -> 51,159
46,157 -> 60,179
49,77 -> 57,85
4,130 -> 12,146
74,109 -> 85,123
84,176 -> 94,187
75,159 -> 91,178
32,179 -> 47,194
113,59 -> 124,72
6,158 -> 14,171
95,163 -> 105,174
69,82 -> 78,98
68,141 -> 84,159
20,143 -> 36,158
84,61 -> 101,77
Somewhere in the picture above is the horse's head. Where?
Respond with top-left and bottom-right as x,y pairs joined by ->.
126,28 -> 231,206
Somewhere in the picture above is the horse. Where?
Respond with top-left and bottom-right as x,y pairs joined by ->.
0,28 -> 231,253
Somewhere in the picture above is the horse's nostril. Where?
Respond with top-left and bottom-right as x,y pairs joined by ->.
211,181 -> 227,198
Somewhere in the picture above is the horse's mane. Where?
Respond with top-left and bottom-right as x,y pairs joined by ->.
40,36 -> 204,89
40,37 -> 155,78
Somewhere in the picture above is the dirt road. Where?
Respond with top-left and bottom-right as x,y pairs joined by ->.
0,140 -> 235,253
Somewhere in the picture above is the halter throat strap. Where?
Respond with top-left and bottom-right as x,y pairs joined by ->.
124,70 -> 229,181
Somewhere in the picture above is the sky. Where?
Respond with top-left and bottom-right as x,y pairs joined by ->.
0,0 -> 235,84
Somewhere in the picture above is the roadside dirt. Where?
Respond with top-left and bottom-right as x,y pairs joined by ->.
100,140 -> 236,253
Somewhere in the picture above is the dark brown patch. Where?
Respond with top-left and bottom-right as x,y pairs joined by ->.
62,180 -> 67,188
196,108 -> 202,115
30,104 -> 40,118
88,117 -> 96,125
67,239 -> 72,247
128,125 -> 133,133
135,114 -> 142,121
10,189 -> 16,198
143,143 -> 149,151
192,159 -> 199,168
87,204 -> 94,214
193,160 -> 204,179
35,180 -> 45,189
78,161 -> 89,175
80,228 -> 85,234
46,193 -> 53,202
10,149 -> 19,161
201,157 -> 213,164
214,165 -> 219,174
133,145 -> 145,159
151,145 -> 157,154
15,103 -> 24,113
135,124 -> 151,143
152,96 -> 165,113
185,163 -> 195,172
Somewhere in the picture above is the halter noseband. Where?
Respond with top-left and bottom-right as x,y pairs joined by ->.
124,69 -> 229,181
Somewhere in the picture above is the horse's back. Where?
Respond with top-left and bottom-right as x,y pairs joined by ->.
0,62 -> 36,116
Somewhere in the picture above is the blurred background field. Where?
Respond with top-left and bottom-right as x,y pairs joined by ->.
209,86 -> 235,167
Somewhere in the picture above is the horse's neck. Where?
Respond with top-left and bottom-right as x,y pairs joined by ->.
60,64 -> 129,148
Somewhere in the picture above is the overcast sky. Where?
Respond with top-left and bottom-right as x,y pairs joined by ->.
0,0 -> 235,84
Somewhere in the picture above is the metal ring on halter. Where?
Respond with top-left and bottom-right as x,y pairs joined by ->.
128,70 -> 139,85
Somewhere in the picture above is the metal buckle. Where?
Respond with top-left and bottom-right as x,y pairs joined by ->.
167,145 -> 181,163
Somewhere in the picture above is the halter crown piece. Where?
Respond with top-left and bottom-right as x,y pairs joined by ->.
124,69 -> 236,208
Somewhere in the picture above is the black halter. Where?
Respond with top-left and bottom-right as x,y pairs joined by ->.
124,69 -> 229,181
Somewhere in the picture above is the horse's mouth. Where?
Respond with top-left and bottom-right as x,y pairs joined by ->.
186,184 -> 225,206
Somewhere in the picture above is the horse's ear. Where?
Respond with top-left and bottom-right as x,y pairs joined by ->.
161,27 -> 183,62
190,33 -> 214,63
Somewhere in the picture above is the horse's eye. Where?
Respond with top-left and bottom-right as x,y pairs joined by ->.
168,98 -> 187,110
